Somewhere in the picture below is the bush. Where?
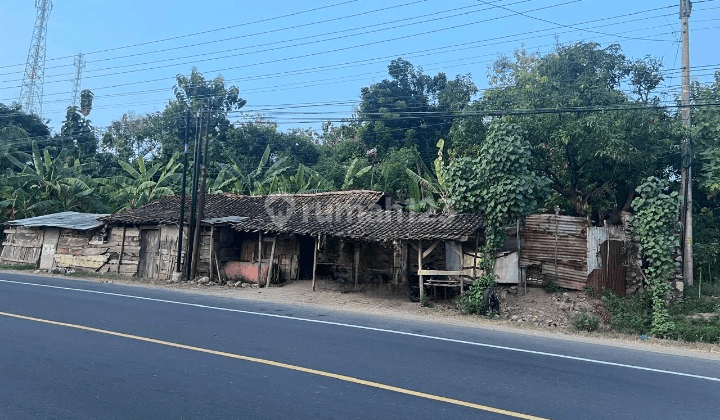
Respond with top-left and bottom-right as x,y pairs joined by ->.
547,281 -> 560,293
666,316 -> 720,343
571,311 -> 600,332
604,290 -> 653,335
455,274 -> 495,315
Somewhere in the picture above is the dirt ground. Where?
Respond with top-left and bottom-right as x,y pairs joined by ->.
10,269 -> 720,359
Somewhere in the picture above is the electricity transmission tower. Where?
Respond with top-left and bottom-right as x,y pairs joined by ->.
70,53 -> 86,107
19,0 -> 53,117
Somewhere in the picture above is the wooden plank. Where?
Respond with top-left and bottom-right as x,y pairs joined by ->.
312,236 -> 318,291
209,226 -> 215,282
354,242 -> 360,288
417,269 -> 465,276
422,240 -> 440,259
54,254 -> 110,269
117,226 -> 126,274
266,235 -> 277,287
257,232 -> 263,285
418,240 -> 424,302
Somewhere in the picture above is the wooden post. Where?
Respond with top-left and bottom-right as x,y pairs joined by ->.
209,225 -> 215,282
401,240 -> 408,285
418,240 -> 424,302
354,242 -> 361,288
312,236 -> 319,291
266,235 -> 277,287
257,232 -> 263,285
117,226 -> 126,274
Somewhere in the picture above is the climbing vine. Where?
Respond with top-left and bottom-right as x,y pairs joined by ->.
631,176 -> 680,337
447,118 -> 549,313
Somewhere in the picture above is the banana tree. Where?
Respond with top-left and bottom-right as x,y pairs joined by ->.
110,155 -> 181,211
0,143 -> 105,218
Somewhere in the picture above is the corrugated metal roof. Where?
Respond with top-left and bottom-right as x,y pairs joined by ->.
3,212 -> 109,230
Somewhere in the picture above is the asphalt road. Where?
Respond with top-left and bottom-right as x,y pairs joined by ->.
1,272 -> 718,420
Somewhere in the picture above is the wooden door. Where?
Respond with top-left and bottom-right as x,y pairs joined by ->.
138,229 -> 160,278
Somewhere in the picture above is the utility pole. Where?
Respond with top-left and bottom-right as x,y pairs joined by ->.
70,53 -> 85,107
185,109 -> 203,281
190,102 -> 212,280
19,0 -> 53,116
680,0 -> 693,286
177,109 -> 191,274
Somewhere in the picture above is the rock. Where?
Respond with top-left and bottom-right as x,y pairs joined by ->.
197,276 -> 210,285
234,281 -> 243,287
510,315 -> 519,321
562,292 -> 571,302
509,286 -> 517,294
558,301 -> 573,311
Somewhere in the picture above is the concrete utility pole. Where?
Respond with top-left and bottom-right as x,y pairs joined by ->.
19,0 -> 53,116
680,0 -> 693,285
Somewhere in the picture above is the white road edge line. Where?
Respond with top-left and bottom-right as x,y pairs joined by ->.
2,277 -> 719,383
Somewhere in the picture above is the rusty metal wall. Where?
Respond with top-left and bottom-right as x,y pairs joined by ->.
519,214 -> 588,290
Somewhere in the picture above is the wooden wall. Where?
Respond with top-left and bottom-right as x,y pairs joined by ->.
0,226 -> 43,265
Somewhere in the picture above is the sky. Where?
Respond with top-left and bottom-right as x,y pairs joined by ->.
1,0 -> 719,136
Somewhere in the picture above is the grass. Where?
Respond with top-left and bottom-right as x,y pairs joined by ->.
0,263 -> 37,271
571,311 -> 600,332
604,288 -> 720,344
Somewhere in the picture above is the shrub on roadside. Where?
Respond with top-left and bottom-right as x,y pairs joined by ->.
604,290 -> 653,335
571,311 -> 600,332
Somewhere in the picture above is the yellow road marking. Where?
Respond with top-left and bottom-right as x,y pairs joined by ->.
1,310 -> 549,420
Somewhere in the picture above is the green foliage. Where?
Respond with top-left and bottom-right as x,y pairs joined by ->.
1,143 -> 109,218
0,263 -> 37,271
455,248 -> 497,315
447,117 -> 548,250
341,157 -> 372,190
357,58 -> 475,166
455,273 -> 496,315
101,112 -> 167,163
481,43 -> 679,221
405,139 -> 451,212
547,282 -> 560,293
631,176 -> 680,336
604,290 -> 654,335
110,155 -> 181,211
571,311 -> 600,332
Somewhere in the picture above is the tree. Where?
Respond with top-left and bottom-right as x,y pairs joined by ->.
357,58 -> 476,166
1,143 -> 108,219
0,103 -> 51,169
101,112 -> 167,163
59,89 -> 98,159
156,68 -> 247,167
110,155 -> 181,212
688,71 -> 720,284
479,43 -> 679,223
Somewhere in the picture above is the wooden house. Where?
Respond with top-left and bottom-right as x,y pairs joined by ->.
1,212 -> 109,270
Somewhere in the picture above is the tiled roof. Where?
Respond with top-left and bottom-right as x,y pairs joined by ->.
101,190 -> 386,226
101,190 -> 483,242
233,209 -> 483,242
3,212 -> 109,230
